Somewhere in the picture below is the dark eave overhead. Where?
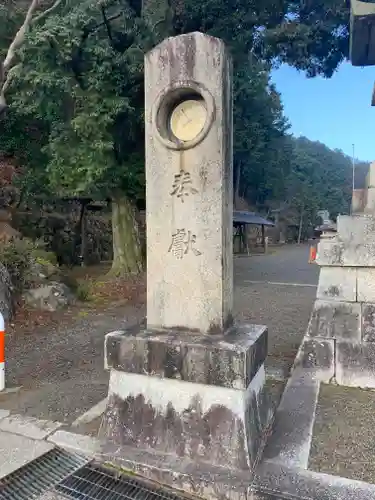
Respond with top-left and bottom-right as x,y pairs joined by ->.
350,0 -> 375,66
233,210 -> 275,226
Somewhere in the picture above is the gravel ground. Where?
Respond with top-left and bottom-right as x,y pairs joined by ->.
0,305 -> 144,423
0,244 -> 318,423
309,384 -> 375,484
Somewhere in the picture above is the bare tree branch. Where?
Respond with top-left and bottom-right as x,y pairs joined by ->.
0,62 -> 7,116
0,65 -> 20,116
32,0 -> 63,25
3,0 -> 40,71
1,0 -> 65,116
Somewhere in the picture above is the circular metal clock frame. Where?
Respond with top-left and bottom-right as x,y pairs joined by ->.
152,81 -> 215,151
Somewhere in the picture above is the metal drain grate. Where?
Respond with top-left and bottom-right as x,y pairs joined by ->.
56,463 -> 185,500
0,448 -> 90,500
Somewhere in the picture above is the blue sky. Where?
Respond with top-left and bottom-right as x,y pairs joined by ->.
271,62 -> 375,162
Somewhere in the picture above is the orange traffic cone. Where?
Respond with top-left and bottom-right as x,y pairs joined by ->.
309,246 -> 317,264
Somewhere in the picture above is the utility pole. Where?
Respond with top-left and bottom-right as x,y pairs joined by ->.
351,143 -> 355,214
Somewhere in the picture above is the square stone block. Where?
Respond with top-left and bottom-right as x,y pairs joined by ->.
317,217 -> 375,267
362,303 -> 375,342
307,300 -> 361,342
316,267 -> 357,302
105,323 -> 268,390
316,239 -> 345,266
337,214 -> 375,244
293,337 -> 334,382
358,269 -> 375,302
100,364 -> 272,472
344,244 -> 375,267
336,341 -> 375,389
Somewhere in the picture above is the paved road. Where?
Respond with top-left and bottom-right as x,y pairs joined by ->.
0,244 -> 318,422
234,244 -> 319,378
235,243 -> 318,286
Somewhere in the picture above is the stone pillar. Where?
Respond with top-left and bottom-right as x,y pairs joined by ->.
294,161 -> 375,388
145,32 -> 233,333
100,33 -> 272,500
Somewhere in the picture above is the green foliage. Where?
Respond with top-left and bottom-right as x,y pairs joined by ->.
0,0 -> 353,260
233,60 -> 291,205
285,136 -> 366,229
33,250 -> 58,267
6,0 -> 149,204
174,0 -> 350,76
2,0 -> 351,205
75,281 -> 92,301
0,238 -> 37,295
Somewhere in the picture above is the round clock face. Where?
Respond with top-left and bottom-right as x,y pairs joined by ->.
169,99 -> 207,142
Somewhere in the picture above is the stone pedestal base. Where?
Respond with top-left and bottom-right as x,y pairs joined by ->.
100,324 -> 272,498
294,213 -> 375,388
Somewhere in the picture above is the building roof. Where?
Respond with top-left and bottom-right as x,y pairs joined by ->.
233,210 -> 275,226
314,223 -> 337,233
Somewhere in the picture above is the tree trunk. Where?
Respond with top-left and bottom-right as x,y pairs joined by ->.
79,203 -> 86,267
110,196 -> 143,276
297,208 -> 304,244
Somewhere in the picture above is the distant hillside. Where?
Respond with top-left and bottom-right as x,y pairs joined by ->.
286,136 -> 370,220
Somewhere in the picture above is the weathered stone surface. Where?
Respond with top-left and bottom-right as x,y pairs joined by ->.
362,303 -> 375,342
105,323 -> 268,389
100,365 -> 271,471
26,258 -> 60,285
316,267 -> 357,302
293,337 -> 334,382
0,430 -> 53,479
337,214 -> 375,244
352,189 -> 366,214
357,269 -> 375,302
307,300 -> 361,341
0,414 -> 62,440
316,239 -> 345,266
316,232 -> 375,268
365,188 -> 375,213
101,32 -> 270,491
23,281 -> 74,311
262,374 -> 320,469
145,32 -> 233,333
254,460 -> 375,500
48,430 -> 100,457
49,429 -> 251,500
99,441 -> 252,500
336,341 -> 375,388
0,410 -> 10,420
0,262 -> 13,321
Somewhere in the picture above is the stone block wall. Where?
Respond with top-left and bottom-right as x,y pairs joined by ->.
294,214 -> 375,389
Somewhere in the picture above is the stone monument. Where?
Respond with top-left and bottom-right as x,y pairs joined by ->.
295,161 -> 375,388
99,32 -> 272,499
